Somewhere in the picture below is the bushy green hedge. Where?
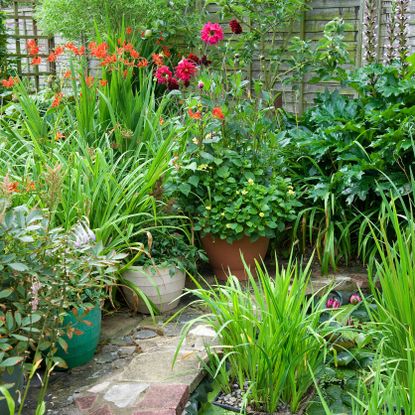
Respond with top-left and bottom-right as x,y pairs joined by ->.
35,0 -> 200,41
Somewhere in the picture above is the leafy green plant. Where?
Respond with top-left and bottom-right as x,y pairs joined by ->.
175,256 -> 326,413
133,227 -> 207,275
0,201 -> 122,413
168,70 -> 298,243
35,0 -> 202,42
281,56 -> 415,272
365,187 -> 415,385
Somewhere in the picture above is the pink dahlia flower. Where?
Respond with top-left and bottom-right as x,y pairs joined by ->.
155,65 -> 173,84
175,59 -> 197,82
326,298 -> 341,309
349,293 -> 362,305
201,22 -> 224,45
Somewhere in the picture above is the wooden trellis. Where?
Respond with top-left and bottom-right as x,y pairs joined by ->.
4,0 -> 55,89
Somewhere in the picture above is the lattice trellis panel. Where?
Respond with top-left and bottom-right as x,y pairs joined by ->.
4,0 -> 55,89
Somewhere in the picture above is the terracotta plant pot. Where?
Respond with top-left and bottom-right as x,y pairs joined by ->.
122,265 -> 186,314
201,234 -> 269,281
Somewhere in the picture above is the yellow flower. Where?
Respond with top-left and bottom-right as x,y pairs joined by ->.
192,138 -> 199,145
248,178 -> 254,186
226,223 -> 232,229
206,205 -> 212,211
241,189 -> 248,195
205,133 -> 212,140
259,212 -> 265,218
288,189 -> 296,196
198,163 -> 208,170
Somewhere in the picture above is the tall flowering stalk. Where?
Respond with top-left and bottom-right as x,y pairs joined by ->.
363,0 -> 378,64
384,1 -> 398,64
396,0 -> 410,68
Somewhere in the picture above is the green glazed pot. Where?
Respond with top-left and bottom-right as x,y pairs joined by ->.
56,304 -> 101,369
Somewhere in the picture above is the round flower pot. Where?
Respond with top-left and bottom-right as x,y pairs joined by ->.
0,364 -> 24,414
55,304 -> 101,369
122,266 -> 186,314
201,234 -> 269,281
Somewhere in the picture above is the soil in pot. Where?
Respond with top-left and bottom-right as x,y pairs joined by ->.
122,266 -> 186,314
214,382 -> 295,414
55,304 -> 101,369
201,235 -> 269,281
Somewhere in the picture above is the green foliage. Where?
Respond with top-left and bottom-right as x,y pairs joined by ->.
133,225 -> 207,274
366,188 -> 415,385
175,257 -> 325,413
211,0 -> 309,90
35,0 -> 202,41
0,203 -> 122,414
281,56 -> 415,272
168,72 -> 298,243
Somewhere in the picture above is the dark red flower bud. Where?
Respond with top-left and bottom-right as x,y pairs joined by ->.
229,19 -> 243,35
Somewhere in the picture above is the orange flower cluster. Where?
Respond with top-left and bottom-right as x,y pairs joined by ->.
27,39 -> 42,65
51,92 -> 63,108
212,107 -> 225,120
1,76 -> 17,88
1,175 -> 36,194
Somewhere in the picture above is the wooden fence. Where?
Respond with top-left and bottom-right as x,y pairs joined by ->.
1,0 -> 415,109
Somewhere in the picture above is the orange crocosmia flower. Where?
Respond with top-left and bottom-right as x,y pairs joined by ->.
137,58 -> 148,68
126,27 -> 133,35
47,52 -> 56,62
25,181 -> 35,191
162,46 -> 171,58
54,131 -> 65,141
123,69 -> 128,78
124,43 -> 134,53
31,56 -> 42,65
188,108 -> 202,120
6,181 -> 19,193
85,76 -> 94,88
63,70 -> 72,79
212,107 -> 225,120
130,49 -> 140,59
27,39 -> 39,56
100,79 -> 108,87
74,45 -> 85,56
152,53 -> 164,66
1,76 -> 17,88
159,117 -> 165,125
101,54 -> 117,67
89,42 -> 108,59
54,45 -> 65,56
51,92 -> 63,108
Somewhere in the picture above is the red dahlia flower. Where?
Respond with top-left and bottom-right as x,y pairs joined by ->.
155,65 -> 173,84
175,59 -> 197,82
201,22 -> 224,45
168,78 -> 179,91
229,19 -> 243,34
187,53 -> 200,64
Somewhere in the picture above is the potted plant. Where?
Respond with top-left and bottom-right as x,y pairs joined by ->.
0,201 -> 122,378
167,74 -> 299,280
122,229 -> 206,313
